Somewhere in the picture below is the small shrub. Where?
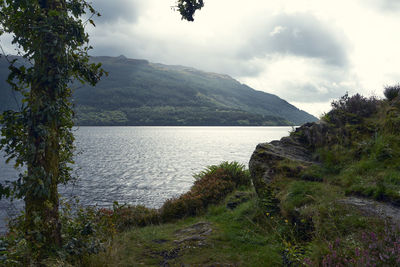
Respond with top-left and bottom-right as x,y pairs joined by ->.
160,193 -> 203,221
194,161 -> 251,188
160,161 -> 251,222
0,198 -> 117,266
326,93 -> 379,126
317,148 -> 345,174
370,135 -> 396,162
160,170 -> 235,221
332,93 -> 378,117
108,203 -> 161,231
384,108 -> 400,134
61,205 -> 114,265
192,168 -> 236,204
384,84 -> 400,101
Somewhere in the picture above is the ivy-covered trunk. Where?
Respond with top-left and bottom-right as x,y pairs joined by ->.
0,0 -> 104,260
0,0 -> 202,264
24,0 -> 66,256
25,69 -> 63,252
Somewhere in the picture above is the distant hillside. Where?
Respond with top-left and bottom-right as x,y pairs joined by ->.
0,57 -> 22,112
0,55 -> 317,126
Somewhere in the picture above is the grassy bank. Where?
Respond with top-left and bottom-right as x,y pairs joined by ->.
2,160 -> 399,266
88,161 -> 398,266
2,88 -> 400,266
87,89 -> 400,266
88,191 -> 284,266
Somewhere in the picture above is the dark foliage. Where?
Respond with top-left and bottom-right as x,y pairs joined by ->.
325,93 -> 379,125
176,0 -> 204,21
384,84 -> 400,101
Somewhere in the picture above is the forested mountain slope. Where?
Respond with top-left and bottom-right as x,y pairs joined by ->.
0,56 -> 317,126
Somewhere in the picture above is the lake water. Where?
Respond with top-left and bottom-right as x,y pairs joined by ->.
0,126 -> 291,231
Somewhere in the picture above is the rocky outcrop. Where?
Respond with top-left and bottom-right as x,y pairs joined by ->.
249,120 -> 400,225
248,121 -> 328,208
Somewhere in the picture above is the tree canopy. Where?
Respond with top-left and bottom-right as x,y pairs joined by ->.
177,0 -> 204,21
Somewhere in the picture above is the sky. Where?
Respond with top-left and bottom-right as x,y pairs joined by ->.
3,0 -> 400,117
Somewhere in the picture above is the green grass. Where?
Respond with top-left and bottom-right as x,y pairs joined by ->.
3,93 -> 400,266
204,200 -> 281,265
309,121 -> 400,205
280,181 -> 340,215
87,94 -> 400,266
88,192 -> 282,266
87,186 -> 386,266
87,163 -> 284,266
322,141 -> 400,205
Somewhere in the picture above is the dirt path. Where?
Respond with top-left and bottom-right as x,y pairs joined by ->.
158,222 -> 214,266
339,197 -> 400,225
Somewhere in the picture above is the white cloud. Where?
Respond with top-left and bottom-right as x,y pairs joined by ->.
270,26 -> 286,36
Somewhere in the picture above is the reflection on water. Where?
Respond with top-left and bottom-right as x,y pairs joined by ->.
0,126 -> 291,231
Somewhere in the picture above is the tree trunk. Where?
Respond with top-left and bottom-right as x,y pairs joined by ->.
24,0 -> 66,260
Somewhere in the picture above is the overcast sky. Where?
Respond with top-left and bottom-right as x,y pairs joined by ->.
4,0 -> 400,117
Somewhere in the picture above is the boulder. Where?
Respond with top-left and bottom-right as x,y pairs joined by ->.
249,121 -> 326,212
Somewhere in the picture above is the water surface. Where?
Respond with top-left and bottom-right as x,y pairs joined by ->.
0,126 -> 291,230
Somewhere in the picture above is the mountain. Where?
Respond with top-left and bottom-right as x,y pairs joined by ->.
0,57 -> 21,111
0,55 -> 317,126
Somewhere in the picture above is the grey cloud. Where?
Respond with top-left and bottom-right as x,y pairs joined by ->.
189,58 -> 264,77
277,79 -> 351,103
90,43 -> 131,58
382,0 -> 400,9
92,0 -> 142,24
366,0 -> 400,11
242,14 -> 349,67
89,27 -> 265,78
88,10 -> 349,80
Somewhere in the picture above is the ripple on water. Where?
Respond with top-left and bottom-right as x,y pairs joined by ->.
0,126 -> 291,232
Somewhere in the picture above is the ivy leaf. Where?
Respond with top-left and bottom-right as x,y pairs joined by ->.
0,184 -> 11,200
